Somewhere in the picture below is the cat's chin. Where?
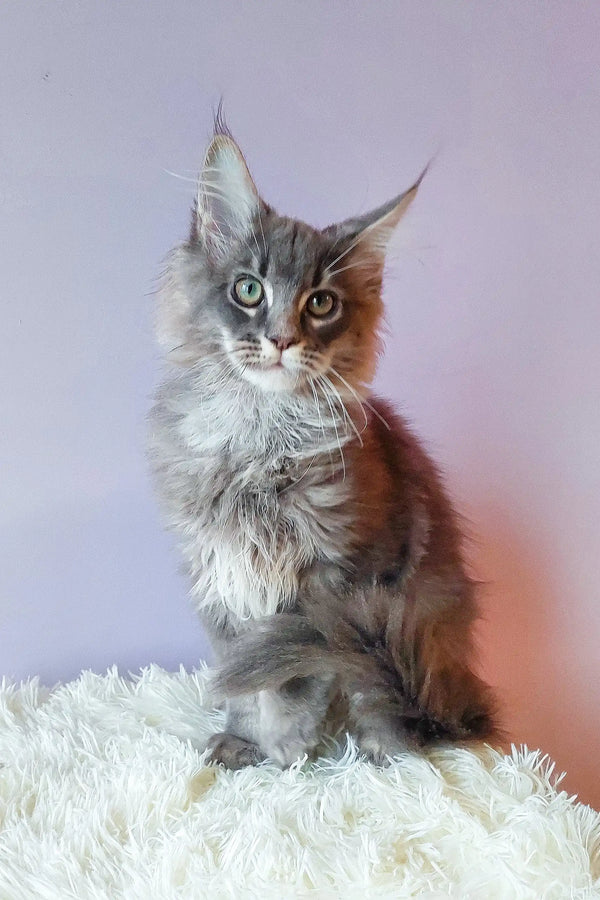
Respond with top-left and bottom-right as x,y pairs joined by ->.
240,364 -> 304,394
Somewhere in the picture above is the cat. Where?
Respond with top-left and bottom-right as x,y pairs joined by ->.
148,117 -> 498,769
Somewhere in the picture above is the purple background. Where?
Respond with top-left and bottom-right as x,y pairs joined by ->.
1,2 -> 599,808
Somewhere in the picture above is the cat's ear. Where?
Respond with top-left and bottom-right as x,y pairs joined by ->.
194,133 -> 261,257
326,165 -> 428,260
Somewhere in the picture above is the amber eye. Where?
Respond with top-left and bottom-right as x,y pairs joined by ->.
233,276 -> 264,307
306,291 -> 337,318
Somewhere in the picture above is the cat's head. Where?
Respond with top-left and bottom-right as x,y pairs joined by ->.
157,122 -> 423,397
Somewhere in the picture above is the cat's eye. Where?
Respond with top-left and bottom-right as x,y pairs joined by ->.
233,276 -> 265,307
306,291 -> 337,318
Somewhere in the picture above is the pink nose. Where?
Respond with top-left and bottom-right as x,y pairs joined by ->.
268,336 -> 297,351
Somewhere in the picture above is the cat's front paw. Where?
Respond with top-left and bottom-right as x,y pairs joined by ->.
205,731 -> 266,770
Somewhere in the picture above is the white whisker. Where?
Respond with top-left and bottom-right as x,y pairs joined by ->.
163,169 -> 198,184
319,374 -> 365,448
314,378 -> 346,481
305,373 -> 335,468
257,211 -> 268,258
326,260 -> 374,278
329,366 -> 391,430
324,212 -> 392,274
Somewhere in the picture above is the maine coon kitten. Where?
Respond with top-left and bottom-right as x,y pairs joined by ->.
149,120 -> 497,769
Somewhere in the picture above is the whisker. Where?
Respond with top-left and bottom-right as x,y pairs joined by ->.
319,374 -> 365,447
321,369 -> 368,434
163,169 -> 198,184
257,210 -> 268,257
329,366 -> 392,430
306,377 -> 333,468
314,378 -> 346,481
323,212 -> 393,274
325,260 -> 374,278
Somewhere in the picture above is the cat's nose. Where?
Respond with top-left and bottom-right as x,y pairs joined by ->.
268,335 -> 298,351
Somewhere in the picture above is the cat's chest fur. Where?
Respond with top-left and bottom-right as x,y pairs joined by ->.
157,386 -> 355,624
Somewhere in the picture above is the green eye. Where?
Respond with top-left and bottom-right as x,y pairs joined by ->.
233,276 -> 264,307
306,291 -> 337,318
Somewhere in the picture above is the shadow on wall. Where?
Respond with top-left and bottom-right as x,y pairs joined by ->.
0,490 -> 209,686
472,504 -> 600,811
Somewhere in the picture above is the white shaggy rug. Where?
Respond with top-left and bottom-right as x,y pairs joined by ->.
0,667 -> 598,899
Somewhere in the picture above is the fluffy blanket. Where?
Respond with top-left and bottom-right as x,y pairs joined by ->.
0,666 -> 598,899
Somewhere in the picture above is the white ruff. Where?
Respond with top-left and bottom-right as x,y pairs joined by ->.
0,667 -> 598,898
152,372 -> 355,622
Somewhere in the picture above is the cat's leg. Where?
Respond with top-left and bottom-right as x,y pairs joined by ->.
347,688 -> 418,765
345,609 -> 496,762
205,694 -> 267,769
206,676 -> 334,769
255,674 -> 336,767
203,609 -> 336,768
202,612 -> 268,769
347,657 -> 494,765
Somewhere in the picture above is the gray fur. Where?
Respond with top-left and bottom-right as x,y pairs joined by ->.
150,372 -> 355,622
149,125 -> 497,768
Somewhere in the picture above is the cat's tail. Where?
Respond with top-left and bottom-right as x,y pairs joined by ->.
209,613 -> 500,744
209,614 -> 383,698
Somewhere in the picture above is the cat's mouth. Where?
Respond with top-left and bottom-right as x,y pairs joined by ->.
232,352 -> 308,393
224,336 -> 328,394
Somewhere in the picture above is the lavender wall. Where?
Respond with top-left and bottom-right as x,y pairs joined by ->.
1,1 -> 599,807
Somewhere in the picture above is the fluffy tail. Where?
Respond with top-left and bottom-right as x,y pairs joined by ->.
209,613 -> 500,745
210,615 -> 375,699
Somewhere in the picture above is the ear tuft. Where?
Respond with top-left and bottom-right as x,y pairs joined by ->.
195,131 -> 261,258
213,98 -> 233,139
